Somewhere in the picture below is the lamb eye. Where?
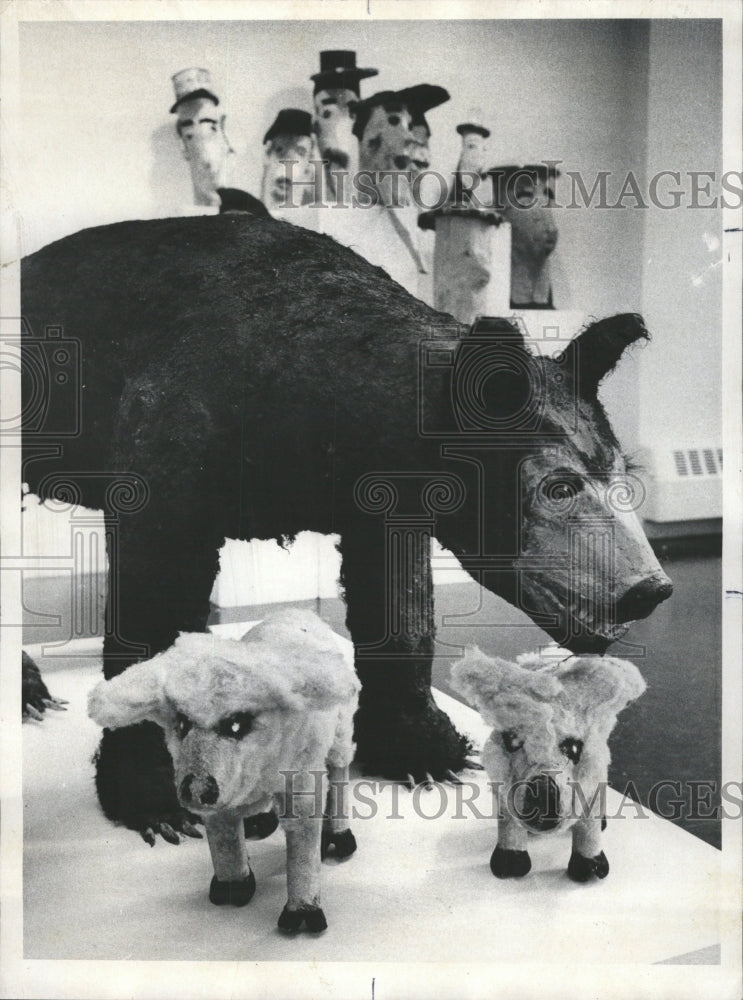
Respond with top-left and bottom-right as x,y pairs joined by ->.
176,713 -> 192,739
218,712 -> 254,740
560,737 -> 583,763
502,730 -> 524,753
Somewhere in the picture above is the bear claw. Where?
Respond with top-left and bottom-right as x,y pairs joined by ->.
567,850 -> 610,882
278,904 -> 328,933
321,828 -> 357,861
490,845 -> 532,878
209,871 -> 257,906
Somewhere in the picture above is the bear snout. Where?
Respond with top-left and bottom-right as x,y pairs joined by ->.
179,773 -> 220,809
519,773 -> 561,832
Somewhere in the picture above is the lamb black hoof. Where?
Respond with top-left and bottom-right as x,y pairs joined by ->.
209,871 -> 256,906
277,904 -> 328,933
567,850 -> 609,882
321,828 -> 357,861
601,816 -> 607,832
244,810 -> 279,840
490,845 -> 532,878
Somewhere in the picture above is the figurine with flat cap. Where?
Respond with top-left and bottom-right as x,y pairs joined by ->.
170,67 -> 233,207
352,84 -> 449,207
453,108 -> 491,205
311,50 -> 377,200
488,163 -> 560,308
261,109 -> 318,212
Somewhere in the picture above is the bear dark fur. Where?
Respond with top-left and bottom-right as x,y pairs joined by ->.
22,214 -> 663,839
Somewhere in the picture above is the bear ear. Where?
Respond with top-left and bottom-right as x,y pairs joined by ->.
87,655 -> 174,731
562,313 -> 649,398
557,655 -> 646,719
450,646 -> 560,722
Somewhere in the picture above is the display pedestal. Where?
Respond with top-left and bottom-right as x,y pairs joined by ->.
419,207 -> 510,323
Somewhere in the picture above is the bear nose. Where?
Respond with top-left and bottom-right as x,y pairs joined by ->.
615,573 -> 673,623
179,773 -> 220,807
521,774 -> 561,832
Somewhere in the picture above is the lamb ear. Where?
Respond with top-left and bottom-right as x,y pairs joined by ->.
563,313 -> 648,397
450,646 -> 560,721
294,649 -> 361,711
557,655 -> 647,718
87,655 -> 173,731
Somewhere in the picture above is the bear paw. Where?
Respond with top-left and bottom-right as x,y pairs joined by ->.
321,828 -> 357,861
244,810 -> 279,840
567,850 -> 609,882
354,701 -> 473,782
209,871 -> 257,906
490,845 -> 532,878
277,904 -> 328,933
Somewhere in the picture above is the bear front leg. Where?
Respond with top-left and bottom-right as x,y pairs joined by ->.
96,511 -> 221,845
568,816 -> 609,882
205,810 -> 256,906
322,763 -> 357,861
341,525 -> 472,781
490,805 -> 532,878
276,779 -> 327,933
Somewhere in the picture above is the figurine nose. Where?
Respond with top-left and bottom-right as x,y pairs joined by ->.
615,573 -> 673,622
521,774 -> 561,832
179,773 -> 219,807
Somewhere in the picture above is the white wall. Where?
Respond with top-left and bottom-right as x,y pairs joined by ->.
638,19 -> 722,452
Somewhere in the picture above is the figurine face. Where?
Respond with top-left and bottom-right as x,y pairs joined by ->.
504,173 -> 559,263
262,133 -> 316,210
458,132 -> 488,176
176,96 -> 231,206
313,87 -> 357,169
358,103 -> 416,174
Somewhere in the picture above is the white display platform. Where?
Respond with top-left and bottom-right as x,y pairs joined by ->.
21,635 -> 721,965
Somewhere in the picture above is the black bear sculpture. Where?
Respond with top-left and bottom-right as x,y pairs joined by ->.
21,214 -> 672,842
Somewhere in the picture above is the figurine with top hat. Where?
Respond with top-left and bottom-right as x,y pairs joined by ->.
310,50 -> 378,201
170,67 -> 233,207
261,108 -> 318,212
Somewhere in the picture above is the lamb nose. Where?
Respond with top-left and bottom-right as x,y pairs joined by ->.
522,775 -> 561,832
199,775 -> 220,806
615,573 -> 673,622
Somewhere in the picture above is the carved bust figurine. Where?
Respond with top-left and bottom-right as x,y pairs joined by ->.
310,50 -> 378,200
352,85 -> 449,207
170,68 -> 233,207
453,112 -> 490,206
489,164 -> 559,309
261,109 -> 317,212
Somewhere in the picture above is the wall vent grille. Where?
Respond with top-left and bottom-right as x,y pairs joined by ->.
672,447 -> 722,478
638,445 -> 722,525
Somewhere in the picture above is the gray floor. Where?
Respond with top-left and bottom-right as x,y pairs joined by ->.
23,550 -> 722,848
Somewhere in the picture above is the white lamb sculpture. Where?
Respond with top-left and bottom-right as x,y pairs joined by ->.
88,609 -> 359,933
